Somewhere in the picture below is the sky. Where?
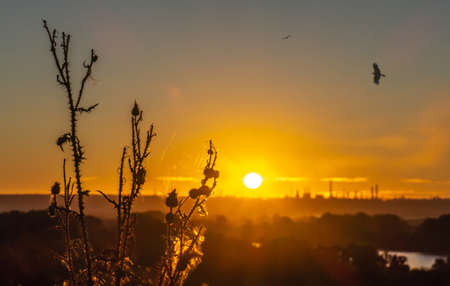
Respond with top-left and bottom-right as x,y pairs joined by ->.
1,0 -> 450,198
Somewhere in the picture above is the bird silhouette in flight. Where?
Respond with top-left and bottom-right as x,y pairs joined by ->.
282,34 -> 292,40
372,63 -> 386,85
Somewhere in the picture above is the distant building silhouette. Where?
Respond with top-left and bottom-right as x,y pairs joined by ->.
329,180 -> 333,199
302,188 -> 311,200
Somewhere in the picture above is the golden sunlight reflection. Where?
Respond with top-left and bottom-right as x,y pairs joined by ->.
243,172 -> 263,189
251,242 -> 262,249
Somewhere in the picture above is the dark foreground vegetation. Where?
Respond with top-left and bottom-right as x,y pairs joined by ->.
1,210 -> 449,286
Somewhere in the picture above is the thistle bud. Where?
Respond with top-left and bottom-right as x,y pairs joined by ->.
198,185 -> 211,196
166,189 -> 178,208
203,168 -> 214,179
189,188 -> 200,199
136,168 -> 146,185
131,102 -> 140,116
51,182 -> 61,195
213,170 -> 220,179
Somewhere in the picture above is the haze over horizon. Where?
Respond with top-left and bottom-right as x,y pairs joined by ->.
1,1 -> 450,198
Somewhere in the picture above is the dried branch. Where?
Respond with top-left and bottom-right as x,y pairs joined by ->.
43,19 -> 98,286
98,190 -> 118,208
76,103 -> 99,113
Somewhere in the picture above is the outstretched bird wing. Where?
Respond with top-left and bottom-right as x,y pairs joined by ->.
373,63 -> 381,74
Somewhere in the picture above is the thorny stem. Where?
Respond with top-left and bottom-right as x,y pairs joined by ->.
43,19 -> 97,286
71,94 -> 94,286
119,118 -> 138,263
62,159 -> 76,286
112,147 -> 127,286
122,119 -> 154,256
116,147 -> 126,260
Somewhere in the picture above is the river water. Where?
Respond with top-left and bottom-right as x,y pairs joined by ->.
379,250 -> 447,269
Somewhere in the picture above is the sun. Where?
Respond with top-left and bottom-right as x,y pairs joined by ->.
243,172 -> 263,189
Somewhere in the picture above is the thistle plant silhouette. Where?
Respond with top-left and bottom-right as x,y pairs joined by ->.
43,19 -> 98,286
158,140 -> 219,286
43,20 -> 218,286
98,101 -> 157,285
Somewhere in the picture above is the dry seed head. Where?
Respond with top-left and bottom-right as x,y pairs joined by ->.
198,185 -> 211,196
132,101 -> 140,116
166,189 -> 178,208
51,182 -> 61,195
203,168 -> 219,179
189,188 -> 200,199
203,168 -> 214,179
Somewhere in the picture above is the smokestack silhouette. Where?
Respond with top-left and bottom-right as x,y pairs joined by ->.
329,180 -> 333,199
